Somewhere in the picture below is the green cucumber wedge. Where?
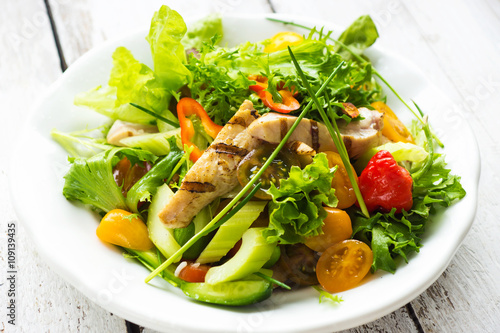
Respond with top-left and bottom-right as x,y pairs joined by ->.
205,228 -> 277,285
197,201 -> 267,264
174,205 -> 214,260
181,279 -> 272,306
147,184 -> 181,261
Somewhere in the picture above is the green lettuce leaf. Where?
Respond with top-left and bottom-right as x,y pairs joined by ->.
182,14 -> 223,50
75,47 -> 170,124
146,5 -> 191,92
63,148 -> 158,213
264,153 -> 338,244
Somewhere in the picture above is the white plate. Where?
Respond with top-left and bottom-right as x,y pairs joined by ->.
10,13 -> 479,333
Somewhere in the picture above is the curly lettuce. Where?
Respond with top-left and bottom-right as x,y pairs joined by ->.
264,153 -> 338,244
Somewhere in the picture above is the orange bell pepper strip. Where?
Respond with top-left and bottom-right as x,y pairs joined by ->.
248,75 -> 268,92
177,97 -> 223,162
258,90 -> 300,113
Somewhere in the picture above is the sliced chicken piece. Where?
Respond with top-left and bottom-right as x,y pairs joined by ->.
107,120 -> 158,146
337,107 -> 384,159
159,100 -> 260,229
246,107 -> 384,159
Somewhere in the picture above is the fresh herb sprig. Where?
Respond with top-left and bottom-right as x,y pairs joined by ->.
288,47 -> 370,218
145,62 -> 346,283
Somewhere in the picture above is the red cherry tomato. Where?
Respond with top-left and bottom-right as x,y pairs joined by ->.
178,262 -> 211,283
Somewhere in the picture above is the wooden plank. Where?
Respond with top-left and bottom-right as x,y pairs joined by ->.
0,0 -> 126,331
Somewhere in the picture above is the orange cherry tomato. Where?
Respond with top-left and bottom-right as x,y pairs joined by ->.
258,90 -> 300,113
316,240 -> 373,293
178,262 -> 211,283
305,207 -> 352,252
371,101 -> 415,144
96,209 -> 153,251
324,151 -> 358,209
264,32 -> 304,53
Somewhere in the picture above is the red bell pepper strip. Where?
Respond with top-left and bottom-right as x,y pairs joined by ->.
357,150 -> 413,213
258,89 -> 300,113
177,97 -> 223,162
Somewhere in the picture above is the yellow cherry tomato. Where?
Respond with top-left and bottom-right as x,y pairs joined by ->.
316,240 -> 373,293
305,207 -> 352,252
324,151 -> 358,209
96,209 -> 153,251
371,101 -> 415,143
264,32 -> 304,53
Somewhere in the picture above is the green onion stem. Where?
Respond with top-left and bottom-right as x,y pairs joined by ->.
130,103 -> 180,128
411,103 -> 435,181
266,18 -> 425,124
145,62 -> 345,283
288,47 -> 369,218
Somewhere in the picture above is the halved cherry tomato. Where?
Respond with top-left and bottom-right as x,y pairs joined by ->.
248,74 -> 268,92
316,240 -> 373,293
177,97 -> 223,162
324,151 -> 358,209
371,101 -> 415,143
96,209 -> 153,251
305,207 -> 352,252
178,262 -> 211,283
237,144 -> 299,199
258,90 -> 300,113
264,32 -> 304,53
113,157 -> 152,197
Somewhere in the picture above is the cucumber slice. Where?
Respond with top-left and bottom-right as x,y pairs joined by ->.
197,201 -> 267,264
147,184 -> 181,261
263,246 -> 281,268
205,228 -> 277,285
174,206 -> 215,260
181,279 -> 272,306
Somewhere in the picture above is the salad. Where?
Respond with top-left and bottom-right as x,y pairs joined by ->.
52,5 -> 466,306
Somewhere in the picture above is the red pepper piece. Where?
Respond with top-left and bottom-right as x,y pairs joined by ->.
177,97 -> 223,162
258,90 -> 300,113
358,150 -> 413,213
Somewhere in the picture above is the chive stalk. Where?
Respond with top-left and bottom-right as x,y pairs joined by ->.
130,103 -> 180,128
145,62 -> 345,283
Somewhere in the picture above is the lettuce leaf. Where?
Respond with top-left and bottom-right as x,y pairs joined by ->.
264,153 -> 338,244
182,14 -> 223,50
146,5 -> 191,92
75,47 -> 169,124
63,148 -> 158,213
335,15 -> 379,60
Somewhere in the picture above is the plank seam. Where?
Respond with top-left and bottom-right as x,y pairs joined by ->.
125,320 -> 142,333
43,0 -> 68,71
405,303 -> 425,333
267,0 -> 277,13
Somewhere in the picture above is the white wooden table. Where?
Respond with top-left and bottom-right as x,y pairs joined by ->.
1,0 -> 499,332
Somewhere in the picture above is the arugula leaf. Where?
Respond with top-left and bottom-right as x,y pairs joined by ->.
264,153 -> 338,244
126,138 -> 183,213
63,148 -> 157,213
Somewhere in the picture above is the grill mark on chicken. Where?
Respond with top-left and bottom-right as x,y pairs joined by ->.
250,109 -> 259,119
180,181 -> 216,193
212,143 -> 249,156
227,116 -> 247,126
310,120 -> 319,151
280,117 -> 288,140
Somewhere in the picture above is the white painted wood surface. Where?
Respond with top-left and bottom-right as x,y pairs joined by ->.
2,0 -> 499,332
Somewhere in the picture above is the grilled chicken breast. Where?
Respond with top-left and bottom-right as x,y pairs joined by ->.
246,107 -> 384,159
159,100 -> 260,228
